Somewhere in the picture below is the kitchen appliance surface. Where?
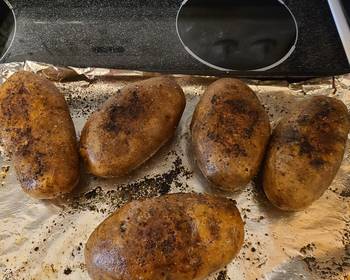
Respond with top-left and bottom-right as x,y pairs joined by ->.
1,0 -> 350,78
341,0 -> 350,24
0,0 -> 15,61
176,0 -> 298,71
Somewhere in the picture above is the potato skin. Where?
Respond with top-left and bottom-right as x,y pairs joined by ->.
0,71 -> 79,199
263,96 -> 350,211
85,193 -> 244,280
80,77 -> 186,178
191,78 -> 271,191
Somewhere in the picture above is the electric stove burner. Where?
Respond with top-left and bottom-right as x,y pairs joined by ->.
0,0 -> 16,62
176,0 -> 298,71
341,0 -> 350,25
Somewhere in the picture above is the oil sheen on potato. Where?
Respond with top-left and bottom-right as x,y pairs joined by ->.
0,71 -> 80,199
263,96 -> 350,211
85,193 -> 244,280
80,77 -> 186,178
191,78 -> 270,192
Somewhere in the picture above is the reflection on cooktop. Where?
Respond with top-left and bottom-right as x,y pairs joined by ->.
177,0 -> 298,71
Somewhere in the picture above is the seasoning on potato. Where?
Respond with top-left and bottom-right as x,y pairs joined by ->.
0,71 -> 80,199
263,96 -> 350,211
191,78 -> 271,192
85,193 -> 244,280
80,77 -> 186,178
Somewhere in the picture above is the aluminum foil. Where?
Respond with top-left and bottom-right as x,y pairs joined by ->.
0,61 -> 349,280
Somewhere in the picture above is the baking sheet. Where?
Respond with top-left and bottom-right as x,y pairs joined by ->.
0,61 -> 349,280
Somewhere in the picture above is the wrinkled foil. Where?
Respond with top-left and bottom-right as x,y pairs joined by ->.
0,61 -> 349,280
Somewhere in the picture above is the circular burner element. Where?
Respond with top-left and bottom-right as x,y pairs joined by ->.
0,0 -> 16,62
176,0 -> 298,71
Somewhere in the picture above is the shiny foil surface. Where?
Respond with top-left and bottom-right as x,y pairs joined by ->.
0,61 -> 349,280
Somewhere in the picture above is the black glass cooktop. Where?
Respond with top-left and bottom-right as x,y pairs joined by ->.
1,0 -> 350,79
0,0 -> 15,60
177,0 -> 298,71
342,0 -> 350,25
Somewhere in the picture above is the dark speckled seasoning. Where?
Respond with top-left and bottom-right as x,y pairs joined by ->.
85,193 -> 244,280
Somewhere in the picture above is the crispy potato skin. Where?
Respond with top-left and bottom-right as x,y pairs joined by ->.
263,96 -> 350,211
0,71 -> 79,199
85,193 -> 244,280
191,78 -> 270,191
80,77 -> 186,178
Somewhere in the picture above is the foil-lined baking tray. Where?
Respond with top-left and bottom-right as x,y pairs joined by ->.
0,61 -> 349,280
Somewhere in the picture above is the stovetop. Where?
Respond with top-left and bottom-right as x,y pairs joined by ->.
2,0 -> 350,79
343,0 -> 350,24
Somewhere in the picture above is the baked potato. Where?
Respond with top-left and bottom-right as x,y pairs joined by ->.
191,78 -> 270,191
0,71 -> 79,199
263,95 -> 350,211
85,193 -> 244,280
80,77 -> 186,177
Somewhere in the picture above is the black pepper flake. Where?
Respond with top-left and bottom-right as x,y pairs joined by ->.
66,152 -> 192,214
303,256 -> 317,271
300,243 -> 316,255
340,189 -> 350,198
216,268 -> 231,280
84,188 -> 100,199
63,267 -> 72,275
